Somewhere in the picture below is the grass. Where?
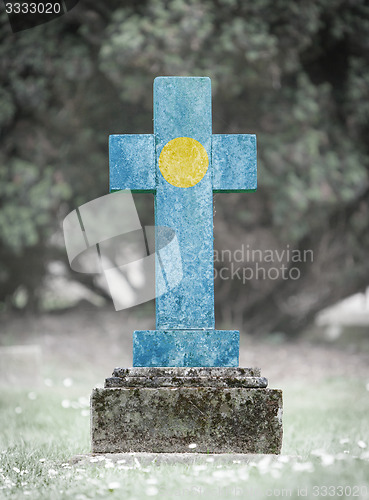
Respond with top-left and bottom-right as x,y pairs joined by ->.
0,377 -> 369,499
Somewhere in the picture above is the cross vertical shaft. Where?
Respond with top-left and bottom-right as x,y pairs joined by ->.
154,77 -> 214,330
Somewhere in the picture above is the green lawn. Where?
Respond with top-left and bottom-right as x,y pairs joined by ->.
1,377 -> 368,499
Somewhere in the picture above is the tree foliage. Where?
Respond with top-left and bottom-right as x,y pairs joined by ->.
0,0 -> 369,333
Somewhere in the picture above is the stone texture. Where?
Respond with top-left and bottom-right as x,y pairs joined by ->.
91,385 -> 283,454
212,134 -> 257,192
109,134 -> 155,193
154,77 -> 214,330
105,376 -> 267,388
112,367 -> 261,377
109,77 -> 258,366
133,329 -> 239,367
99,77 -> 282,454
107,367 -> 266,388
91,367 -> 282,454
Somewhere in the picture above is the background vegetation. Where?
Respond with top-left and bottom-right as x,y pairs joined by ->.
1,0 -> 369,335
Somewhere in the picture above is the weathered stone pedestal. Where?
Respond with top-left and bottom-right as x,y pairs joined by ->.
91,367 -> 283,454
87,77 -> 283,456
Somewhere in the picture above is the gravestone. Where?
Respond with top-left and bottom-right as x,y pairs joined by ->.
91,77 -> 283,453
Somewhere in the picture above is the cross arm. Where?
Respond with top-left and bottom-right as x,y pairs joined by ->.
109,134 -> 156,193
212,134 -> 257,193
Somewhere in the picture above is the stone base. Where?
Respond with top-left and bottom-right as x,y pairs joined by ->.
91,368 -> 283,454
133,330 -> 239,366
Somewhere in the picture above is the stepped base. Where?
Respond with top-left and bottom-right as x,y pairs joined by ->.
91,368 -> 283,454
133,330 -> 239,367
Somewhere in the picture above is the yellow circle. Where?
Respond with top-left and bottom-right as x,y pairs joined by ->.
158,137 -> 209,188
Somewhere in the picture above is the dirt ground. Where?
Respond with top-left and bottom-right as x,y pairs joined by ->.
1,303 -> 369,388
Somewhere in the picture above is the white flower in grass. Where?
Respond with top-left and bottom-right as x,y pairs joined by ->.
188,443 -> 197,449
104,462 -> 114,469
335,453 -> 349,460
44,378 -> 53,387
27,392 -> 37,400
212,468 -> 238,481
311,449 -> 325,457
116,459 -> 126,464
63,378 -> 73,387
61,400 -> 70,409
321,454 -> 335,466
39,459 -> 46,463
272,461 -> 283,470
108,482 -> 121,491
146,486 -> 159,496
117,465 -> 130,470
339,438 -> 349,444
256,455 -> 272,473
238,468 -> 249,481
24,491 -> 31,496
146,477 -> 158,485
81,410 -> 89,417
78,396 -> 89,407
358,440 -> 367,449
48,469 -> 58,477
193,464 -> 207,472
15,407 -> 22,414
292,462 -> 314,472
90,458 -> 99,463
206,457 -> 214,463
271,468 -> 281,479
212,469 -> 226,478
13,467 -> 20,474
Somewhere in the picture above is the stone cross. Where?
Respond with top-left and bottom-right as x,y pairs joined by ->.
109,77 -> 256,367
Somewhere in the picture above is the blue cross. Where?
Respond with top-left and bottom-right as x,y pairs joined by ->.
109,77 -> 257,367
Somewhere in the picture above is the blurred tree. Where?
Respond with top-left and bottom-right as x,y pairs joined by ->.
0,0 -> 368,333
